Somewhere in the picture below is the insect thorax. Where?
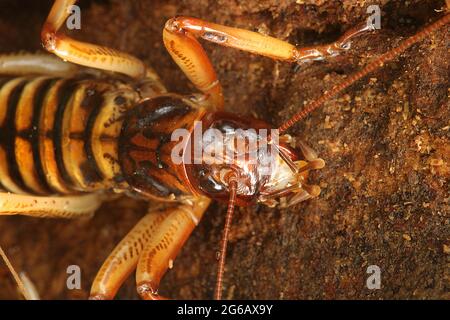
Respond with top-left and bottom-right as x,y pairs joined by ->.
118,94 -> 205,201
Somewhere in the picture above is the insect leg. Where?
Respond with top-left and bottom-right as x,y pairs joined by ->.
89,206 -> 171,300
89,197 -> 211,300
0,192 -> 102,218
163,21 -> 224,110
0,53 -> 80,77
41,0 -> 160,81
136,197 -> 211,300
163,16 -> 375,111
166,18 -> 373,75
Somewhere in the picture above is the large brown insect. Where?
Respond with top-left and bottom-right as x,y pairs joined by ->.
0,0 -> 448,300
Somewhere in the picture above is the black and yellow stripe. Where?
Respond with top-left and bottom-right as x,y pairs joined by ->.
0,76 -> 140,195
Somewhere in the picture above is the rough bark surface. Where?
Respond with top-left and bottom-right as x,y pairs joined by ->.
0,0 -> 448,299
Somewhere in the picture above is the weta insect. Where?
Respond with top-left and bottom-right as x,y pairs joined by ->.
0,0 -> 448,300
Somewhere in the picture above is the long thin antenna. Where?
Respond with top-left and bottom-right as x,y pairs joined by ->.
0,245 -> 31,300
278,13 -> 450,134
214,175 -> 238,300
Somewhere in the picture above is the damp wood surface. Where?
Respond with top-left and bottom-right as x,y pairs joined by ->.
0,0 -> 448,299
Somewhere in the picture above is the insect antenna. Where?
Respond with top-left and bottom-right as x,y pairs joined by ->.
278,13 -> 450,134
214,173 -> 238,300
0,245 -> 32,300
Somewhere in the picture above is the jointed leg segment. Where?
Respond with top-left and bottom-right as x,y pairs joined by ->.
0,53 -> 80,77
0,192 -> 103,218
42,0 -> 160,81
90,197 -> 211,300
89,208 -> 172,300
163,16 -> 375,111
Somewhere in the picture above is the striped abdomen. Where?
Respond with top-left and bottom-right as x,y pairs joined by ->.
0,76 -> 140,195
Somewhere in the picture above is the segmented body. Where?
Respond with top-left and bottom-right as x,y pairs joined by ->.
0,75 -> 199,201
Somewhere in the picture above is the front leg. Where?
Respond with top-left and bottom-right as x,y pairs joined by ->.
90,197 -> 211,300
166,17 -> 374,64
163,16 -> 375,110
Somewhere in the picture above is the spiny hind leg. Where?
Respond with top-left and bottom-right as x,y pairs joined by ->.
42,0 -> 162,87
90,197 -> 211,300
0,192 -> 103,218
